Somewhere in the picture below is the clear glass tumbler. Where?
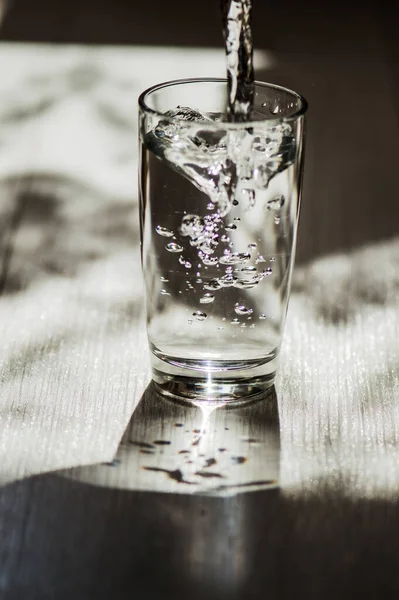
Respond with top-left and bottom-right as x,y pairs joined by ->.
139,78 -> 307,404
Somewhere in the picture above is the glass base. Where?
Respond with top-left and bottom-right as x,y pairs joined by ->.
152,368 -> 276,407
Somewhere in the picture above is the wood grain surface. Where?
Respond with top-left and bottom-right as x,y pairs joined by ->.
0,1 -> 399,598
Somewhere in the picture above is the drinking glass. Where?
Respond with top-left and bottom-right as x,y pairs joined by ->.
139,78 -> 307,404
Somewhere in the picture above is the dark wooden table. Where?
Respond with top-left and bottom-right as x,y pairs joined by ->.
1,1 -> 399,598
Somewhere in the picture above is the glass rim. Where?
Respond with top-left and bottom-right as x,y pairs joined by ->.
138,77 -> 308,127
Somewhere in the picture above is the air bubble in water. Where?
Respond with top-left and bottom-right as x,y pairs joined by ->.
200,293 -> 215,304
274,216 -> 281,225
207,202 -> 215,210
234,279 -> 259,289
257,267 -> 272,280
160,289 -> 170,296
267,195 -> 285,211
254,164 -> 271,189
188,319 -> 193,325
231,318 -> 240,325
252,137 -> 266,153
185,261 -> 192,268
234,303 -> 253,316
179,214 -> 203,237
155,225 -> 174,237
202,256 -> 219,266
270,257 -> 275,262
242,188 -> 256,210
204,279 -> 222,291
160,276 -> 169,282
261,102 -> 267,108
255,255 -> 266,264
259,314 -> 267,320
241,266 -> 257,273
166,242 -> 183,253
232,199 -> 239,206
248,243 -> 257,251
270,101 -> 281,115
221,234 -> 230,243
193,310 -> 207,321
179,256 -> 186,265
219,252 -> 251,265
219,274 -> 237,287
225,223 -> 237,231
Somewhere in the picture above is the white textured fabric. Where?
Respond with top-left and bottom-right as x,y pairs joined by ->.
279,239 -> 399,497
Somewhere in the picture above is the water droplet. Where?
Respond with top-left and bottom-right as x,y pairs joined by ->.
221,234 -> 230,243
179,256 -> 185,265
267,195 -> 285,211
193,310 -> 207,321
234,304 -> 253,316
234,217 -> 241,222
225,223 -> 237,231
185,261 -> 192,268
166,242 -> 183,253
232,199 -> 239,206
160,289 -> 170,296
219,252 -> 251,265
231,319 -> 240,325
274,216 -> 281,225
261,101 -> 267,108
270,102 -> 281,115
241,266 -> 257,274
207,202 -> 215,210
248,243 -> 257,251
255,255 -> 266,264
155,225 -> 174,237
259,314 -> 267,320
160,276 -> 169,282
204,279 -> 222,291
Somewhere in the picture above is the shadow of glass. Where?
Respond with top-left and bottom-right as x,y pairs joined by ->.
64,381 -> 280,497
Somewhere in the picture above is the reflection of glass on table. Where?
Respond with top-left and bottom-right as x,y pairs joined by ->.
139,78 -> 307,405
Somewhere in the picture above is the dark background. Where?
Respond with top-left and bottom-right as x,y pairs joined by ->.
2,0 -> 399,264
